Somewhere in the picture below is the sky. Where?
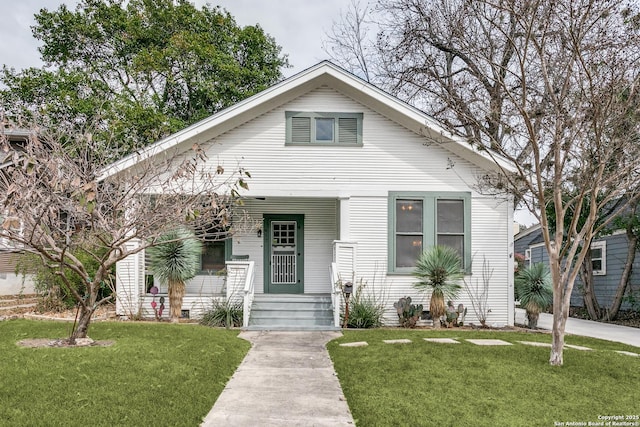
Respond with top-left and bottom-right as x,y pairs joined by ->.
0,0 -> 346,76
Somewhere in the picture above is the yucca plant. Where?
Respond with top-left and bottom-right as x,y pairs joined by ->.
147,228 -> 202,322
413,245 -> 464,329
515,263 -> 553,329
200,299 -> 243,329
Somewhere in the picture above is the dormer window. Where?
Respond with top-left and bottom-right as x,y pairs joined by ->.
285,111 -> 363,145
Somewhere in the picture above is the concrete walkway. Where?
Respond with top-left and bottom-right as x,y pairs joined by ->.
515,308 -> 640,347
201,330 -> 354,426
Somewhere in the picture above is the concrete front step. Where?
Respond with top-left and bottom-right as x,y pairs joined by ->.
248,294 -> 336,330
245,324 -> 341,331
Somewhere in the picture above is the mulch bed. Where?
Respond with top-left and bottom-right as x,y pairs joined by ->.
17,338 -> 115,348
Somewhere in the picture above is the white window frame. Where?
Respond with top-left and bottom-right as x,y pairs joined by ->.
285,111 -> 363,145
590,240 -> 606,276
387,191 -> 471,274
524,248 -> 532,267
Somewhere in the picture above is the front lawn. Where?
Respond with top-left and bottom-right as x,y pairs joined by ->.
328,329 -> 640,427
0,320 -> 250,426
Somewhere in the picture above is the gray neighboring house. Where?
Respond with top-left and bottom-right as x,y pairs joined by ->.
0,127 -> 36,295
514,224 -> 640,310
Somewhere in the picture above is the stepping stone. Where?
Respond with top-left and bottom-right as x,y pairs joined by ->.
614,351 -> 639,357
517,341 -> 552,348
466,339 -> 513,346
383,339 -> 412,344
339,341 -> 368,347
424,338 -> 460,344
565,344 -> 592,351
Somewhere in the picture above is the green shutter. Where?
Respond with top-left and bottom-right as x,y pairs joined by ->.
291,117 -> 311,143
338,117 -> 358,144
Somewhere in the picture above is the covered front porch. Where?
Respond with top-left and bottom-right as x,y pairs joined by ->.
115,197 -> 358,329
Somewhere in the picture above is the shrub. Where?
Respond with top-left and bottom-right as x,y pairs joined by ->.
413,245 -> 464,328
346,295 -> 385,328
200,299 -> 243,328
515,263 -> 553,328
16,250 -> 113,312
340,278 -> 386,329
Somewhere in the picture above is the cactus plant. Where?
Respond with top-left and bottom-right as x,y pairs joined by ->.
393,296 -> 424,328
445,301 -> 468,327
457,303 -> 467,326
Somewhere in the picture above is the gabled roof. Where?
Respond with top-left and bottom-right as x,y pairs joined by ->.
514,224 -> 544,246
100,61 -> 515,180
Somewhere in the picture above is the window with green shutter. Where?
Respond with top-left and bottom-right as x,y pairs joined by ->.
388,192 -> 471,273
285,112 -> 363,145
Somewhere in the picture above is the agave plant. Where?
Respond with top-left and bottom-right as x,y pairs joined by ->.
147,228 -> 202,322
413,245 -> 464,329
515,263 -> 553,329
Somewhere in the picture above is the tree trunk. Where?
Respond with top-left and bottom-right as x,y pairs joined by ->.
70,305 -> 95,343
526,310 -> 539,329
550,289 -> 568,366
579,252 -> 601,320
168,280 -> 185,322
430,293 -> 444,329
607,226 -> 637,320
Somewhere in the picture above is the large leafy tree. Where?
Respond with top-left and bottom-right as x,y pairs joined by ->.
1,0 -> 288,156
326,0 -> 640,366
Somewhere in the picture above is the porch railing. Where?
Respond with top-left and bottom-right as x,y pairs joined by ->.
224,260 -> 255,328
330,262 -> 341,328
242,261 -> 255,328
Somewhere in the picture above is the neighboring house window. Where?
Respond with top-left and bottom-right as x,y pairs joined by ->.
590,240 -> 606,276
524,249 -> 532,267
285,111 -> 363,145
388,192 -> 471,273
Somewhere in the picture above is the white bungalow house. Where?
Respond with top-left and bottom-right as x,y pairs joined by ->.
114,61 -> 515,329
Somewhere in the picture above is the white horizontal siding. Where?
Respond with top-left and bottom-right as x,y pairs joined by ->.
115,241 -> 144,316
200,87 -> 484,198
0,252 -> 35,295
465,196 -> 512,326
149,275 -> 226,296
136,294 -> 226,320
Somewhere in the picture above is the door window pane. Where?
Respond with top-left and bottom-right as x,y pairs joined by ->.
272,222 -> 296,246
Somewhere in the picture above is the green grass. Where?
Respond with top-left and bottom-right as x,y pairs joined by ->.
328,329 -> 640,427
0,320 -> 250,427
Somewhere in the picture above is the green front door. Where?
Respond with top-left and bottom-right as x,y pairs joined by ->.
264,214 -> 304,294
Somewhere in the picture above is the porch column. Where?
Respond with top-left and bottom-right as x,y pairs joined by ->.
338,196 -> 351,240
